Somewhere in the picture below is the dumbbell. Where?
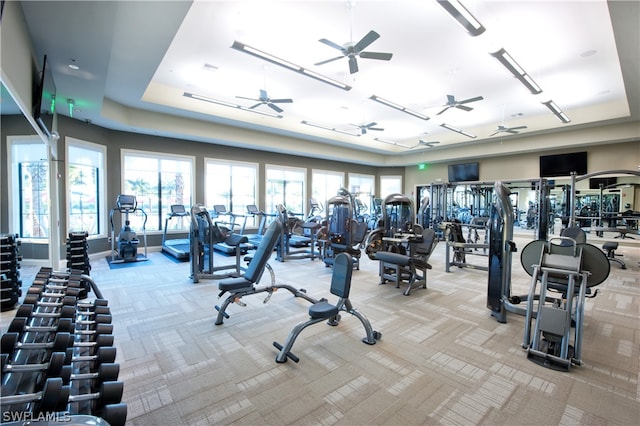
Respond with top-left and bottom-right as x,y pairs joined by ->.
97,403 -> 128,426
8,317 -> 74,335
1,332 -> 72,355
0,376 -> 68,413
1,351 -> 66,378
15,303 -> 76,320
66,381 -> 124,411
65,346 -> 117,366
23,290 -> 78,307
60,362 -> 120,386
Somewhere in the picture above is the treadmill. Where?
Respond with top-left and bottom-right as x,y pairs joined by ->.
162,204 -> 191,260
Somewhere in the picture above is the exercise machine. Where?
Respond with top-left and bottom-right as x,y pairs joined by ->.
444,221 -> 489,272
161,204 -> 190,261
274,204 -> 321,262
273,253 -> 381,363
109,195 -> 147,264
211,205 -> 250,255
242,204 -> 276,247
189,204 -> 248,283
319,192 -> 368,269
520,236 -> 610,370
214,220 -> 317,325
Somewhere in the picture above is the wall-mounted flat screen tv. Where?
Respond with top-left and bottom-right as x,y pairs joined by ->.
32,54 -> 56,138
539,151 -> 587,177
589,177 -> 617,189
448,162 -> 479,182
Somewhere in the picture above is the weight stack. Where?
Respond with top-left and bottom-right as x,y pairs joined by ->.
1,233 -> 22,311
66,232 -> 91,299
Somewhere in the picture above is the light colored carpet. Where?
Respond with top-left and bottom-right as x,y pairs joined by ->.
4,230 -> 639,425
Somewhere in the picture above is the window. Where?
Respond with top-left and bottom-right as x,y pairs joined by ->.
8,137 -> 49,239
122,150 -> 194,232
265,165 -> 306,216
349,173 -> 375,217
380,175 -> 403,197
311,169 -> 344,210
66,138 -> 106,237
205,159 -> 258,228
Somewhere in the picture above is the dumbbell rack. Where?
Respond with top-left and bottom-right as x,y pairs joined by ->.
1,233 -> 22,312
0,267 -> 127,425
66,232 -> 92,299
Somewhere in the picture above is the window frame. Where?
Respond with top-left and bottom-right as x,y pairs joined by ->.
65,137 -> 107,239
265,164 -> 307,217
121,149 -> 195,233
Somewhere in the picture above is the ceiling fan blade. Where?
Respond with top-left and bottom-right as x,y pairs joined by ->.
236,96 -> 258,101
348,56 -> 359,74
359,51 -> 393,61
314,55 -> 344,66
458,95 -> 484,104
249,103 -> 262,109
365,122 -> 377,128
267,103 -> 283,113
369,127 -> 384,131
506,129 -> 518,134
456,104 -> 474,112
353,30 -> 380,53
269,98 -> 293,104
319,38 -> 346,52
490,131 -> 500,136
436,106 -> 450,115
510,125 -> 528,131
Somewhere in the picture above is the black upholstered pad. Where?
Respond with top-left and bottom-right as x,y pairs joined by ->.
375,251 -> 412,266
309,301 -> 339,319
218,276 -> 253,292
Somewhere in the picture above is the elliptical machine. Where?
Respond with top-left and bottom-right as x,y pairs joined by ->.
109,194 -> 147,263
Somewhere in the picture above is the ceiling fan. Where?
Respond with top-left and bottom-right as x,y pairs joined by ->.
437,94 -> 484,115
491,124 -> 528,136
315,30 -> 393,74
236,89 -> 293,113
352,121 -> 384,135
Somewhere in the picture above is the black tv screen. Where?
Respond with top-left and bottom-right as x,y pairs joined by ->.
448,162 -> 479,182
32,54 -> 56,138
539,152 -> 587,177
589,177 -> 617,189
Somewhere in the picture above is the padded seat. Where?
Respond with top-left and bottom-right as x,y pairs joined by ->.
309,302 -> 339,319
602,241 -> 626,269
218,276 -> 253,293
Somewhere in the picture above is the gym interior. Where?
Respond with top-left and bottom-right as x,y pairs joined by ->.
1,1 -> 639,425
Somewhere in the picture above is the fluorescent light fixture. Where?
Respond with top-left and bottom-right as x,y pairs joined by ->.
231,41 -> 351,91
301,120 -> 361,136
437,0 -> 486,36
183,92 -> 282,118
374,137 -> 414,149
490,48 -> 542,94
369,95 -> 430,121
440,123 -> 476,138
542,100 -> 571,123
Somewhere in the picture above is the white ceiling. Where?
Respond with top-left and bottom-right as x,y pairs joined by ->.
9,0 -> 640,165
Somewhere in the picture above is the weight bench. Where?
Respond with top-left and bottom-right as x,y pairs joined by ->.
375,228 -> 438,295
602,241 -> 626,269
273,253 -> 381,363
215,220 -> 316,325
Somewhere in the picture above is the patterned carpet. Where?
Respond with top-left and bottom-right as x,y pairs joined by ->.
5,230 -> 639,425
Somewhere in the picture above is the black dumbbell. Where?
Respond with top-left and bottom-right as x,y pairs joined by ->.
15,303 -> 76,319
97,403 -> 128,426
1,332 -> 72,355
66,380 -> 124,410
65,346 -> 117,366
0,376 -> 68,413
61,362 -> 120,386
8,317 -> 74,335
1,351 -> 66,378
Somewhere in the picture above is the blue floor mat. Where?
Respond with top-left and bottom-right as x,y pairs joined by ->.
105,254 -> 151,269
